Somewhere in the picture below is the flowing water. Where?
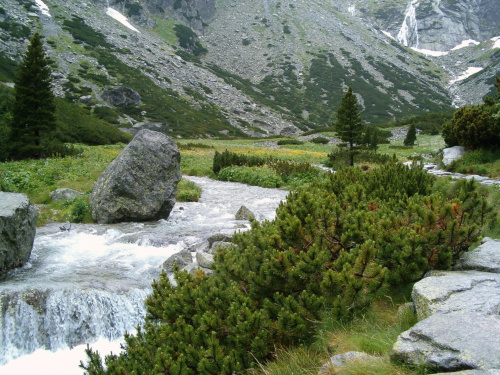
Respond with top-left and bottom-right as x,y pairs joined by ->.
397,1 -> 419,47
0,176 -> 288,374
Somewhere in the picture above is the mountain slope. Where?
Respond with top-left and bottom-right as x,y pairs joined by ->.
0,0 -> 498,137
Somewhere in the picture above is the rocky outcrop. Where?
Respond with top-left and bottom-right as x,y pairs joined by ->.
392,238 -> 500,371
101,86 -> 141,107
442,146 -> 466,166
0,193 -> 38,277
90,130 -> 181,223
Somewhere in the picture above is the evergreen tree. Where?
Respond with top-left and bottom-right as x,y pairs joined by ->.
8,32 -> 58,159
334,87 -> 364,166
404,124 -> 417,146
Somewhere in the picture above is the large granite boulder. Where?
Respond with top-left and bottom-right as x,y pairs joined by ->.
101,86 -> 141,107
0,193 -> 38,276
411,270 -> 500,320
442,146 -> 466,166
392,312 -> 500,371
455,238 -> 500,273
90,130 -> 181,223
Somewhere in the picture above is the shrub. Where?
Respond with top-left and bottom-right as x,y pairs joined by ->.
327,149 -> 395,169
217,166 -> 283,188
277,139 -> 304,145
82,163 -> 494,374
442,105 -> 500,150
212,150 -> 266,174
310,137 -> 329,144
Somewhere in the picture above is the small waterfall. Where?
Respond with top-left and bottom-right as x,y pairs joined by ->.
397,1 -> 419,47
0,288 -> 150,364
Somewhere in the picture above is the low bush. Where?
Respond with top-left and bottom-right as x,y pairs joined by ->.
277,139 -> 304,145
327,149 -> 395,169
310,137 -> 329,144
82,163 -> 495,374
212,150 -> 266,174
217,166 -> 283,188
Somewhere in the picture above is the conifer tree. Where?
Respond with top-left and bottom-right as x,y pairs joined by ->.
404,124 -> 417,146
334,87 -> 364,166
8,32 -> 58,159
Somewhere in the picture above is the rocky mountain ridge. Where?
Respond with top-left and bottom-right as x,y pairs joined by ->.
0,0 -> 498,136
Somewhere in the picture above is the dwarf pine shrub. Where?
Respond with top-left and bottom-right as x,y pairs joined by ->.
82,163 -> 494,374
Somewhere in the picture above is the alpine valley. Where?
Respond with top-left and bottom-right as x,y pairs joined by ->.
0,0 -> 499,137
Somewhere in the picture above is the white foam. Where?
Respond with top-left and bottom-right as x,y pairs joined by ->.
34,0 -> 50,17
0,337 -> 123,375
106,7 -> 140,33
348,4 -> 356,16
411,47 -> 449,57
451,39 -> 480,51
450,67 -> 483,84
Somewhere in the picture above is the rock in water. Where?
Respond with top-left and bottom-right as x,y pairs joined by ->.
0,192 -> 38,276
235,205 -> 255,220
90,130 -> 181,224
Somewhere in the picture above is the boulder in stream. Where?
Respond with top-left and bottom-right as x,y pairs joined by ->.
0,192 -> 38,276
90,130 -> 181,223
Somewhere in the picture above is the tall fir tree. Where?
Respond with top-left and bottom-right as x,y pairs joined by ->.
404,124 -> 417,146
9,32 -> 57,159
334,87 -> 364,166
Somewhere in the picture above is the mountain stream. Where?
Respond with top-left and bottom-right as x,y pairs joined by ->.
0,176 -> 288,374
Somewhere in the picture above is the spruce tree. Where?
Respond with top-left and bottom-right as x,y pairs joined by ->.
404,124 -> 417,146
9,32 -> 58,159
334,87 -> 364,166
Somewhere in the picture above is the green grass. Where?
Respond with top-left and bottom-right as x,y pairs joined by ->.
177,178 -> 202,202
153,18 -> 182,46
251,299 -> 426,375
378,134 -> 446,160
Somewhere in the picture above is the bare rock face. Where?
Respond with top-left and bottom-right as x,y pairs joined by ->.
0,193 -> 38,277
101,86 -> 141,107
90,130 -> 181,224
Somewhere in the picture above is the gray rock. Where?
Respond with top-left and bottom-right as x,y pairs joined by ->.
392,312 -> 500,371
442,146 -> 466,166
280,126 -> 299,136
0,193 -> 38,277
235,205 -> 255,220
196,252 -> 214,269
455,239 -> 500,273
207,233 -> 233,247
412,270 -> 500,321
319,351 -> 377,374
90,130 -> 181,223
162,249 -> 193,273
101,86 -> 141,107
49,188 -> 83,202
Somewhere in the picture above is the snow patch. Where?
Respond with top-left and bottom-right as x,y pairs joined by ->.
411,47 -> 448,57
491,36 -> 500,50
451,39 -> 480,51
106,7 -> 140,33
382,31 -> 395,40
34,0 -> 51,17
450,67 -> 483,84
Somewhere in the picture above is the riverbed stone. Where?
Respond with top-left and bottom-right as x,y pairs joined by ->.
207,233 -> 233,247
442,146 -> 466,166
90,130 -> 181,223
411,270 -> 500,320
235,205 -> 255,220
454,238 -> 500,273
196,252 -> 214,269
0,193 -> 38,276
162,249 -> 192,272
391,311 -> 500,371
